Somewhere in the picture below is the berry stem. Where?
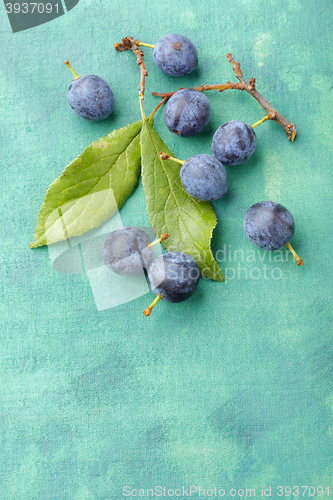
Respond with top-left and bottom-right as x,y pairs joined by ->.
159,152 -> 185,165
285,242 -> 304,266
137,41 -> 155,48
252,114 -> 270,128
143,294 -> 162,316
64,60 -> 80,80
146,233 -> 169,250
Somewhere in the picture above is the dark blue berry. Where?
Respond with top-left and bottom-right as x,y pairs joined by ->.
164,88 -> 210,137
243,201 -> 295,250
180,154 -> 228,201
153,34 -> 198,77
68,74 -> 114,121
102,227 -> 153,275
148,251 -> 200,303
212,120 -> 256,166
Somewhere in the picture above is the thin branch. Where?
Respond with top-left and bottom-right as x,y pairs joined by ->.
151,53 -> 296,141
226,54 -> 296,140
152,82 -> 242,99
114,37 -> 148,118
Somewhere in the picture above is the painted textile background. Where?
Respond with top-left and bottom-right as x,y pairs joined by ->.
1,0 -> 332,498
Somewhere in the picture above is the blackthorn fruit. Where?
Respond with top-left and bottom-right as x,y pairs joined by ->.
153,34 -> 198,77
212,120 -> 256,166
143,251 -> 200,315
65,61 -> 114,121
244,201 -> 294,250
244,201 -> 304,265
164,88 -> 210,137
180,154 -> 228,201
102,227 -> 154,276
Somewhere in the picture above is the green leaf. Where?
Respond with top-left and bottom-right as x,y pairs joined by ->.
30,119 -> 143,248
140,118 -> 224,281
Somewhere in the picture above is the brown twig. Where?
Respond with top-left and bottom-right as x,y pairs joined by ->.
152,82 -> 242,99
115,37 -> 148,117
151,53 -> 296,141
226,54 -> 296,140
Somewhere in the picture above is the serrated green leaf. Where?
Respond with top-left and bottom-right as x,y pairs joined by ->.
140,118 -> 224,281
30,119 -> 143,248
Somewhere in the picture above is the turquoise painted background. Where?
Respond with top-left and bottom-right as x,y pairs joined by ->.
1,0 -> 333,498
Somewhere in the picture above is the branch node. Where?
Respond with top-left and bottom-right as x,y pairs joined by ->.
248,77 -> 256,91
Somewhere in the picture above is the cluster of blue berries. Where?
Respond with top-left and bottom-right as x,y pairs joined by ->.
149,35 -> 256,203
102,227 -> 200,315
154,35 -> 302,266
65,33 -> 303,316
64,41 -> 202,315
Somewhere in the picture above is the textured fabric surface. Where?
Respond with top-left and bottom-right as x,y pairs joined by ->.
1,0 -> 332,498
